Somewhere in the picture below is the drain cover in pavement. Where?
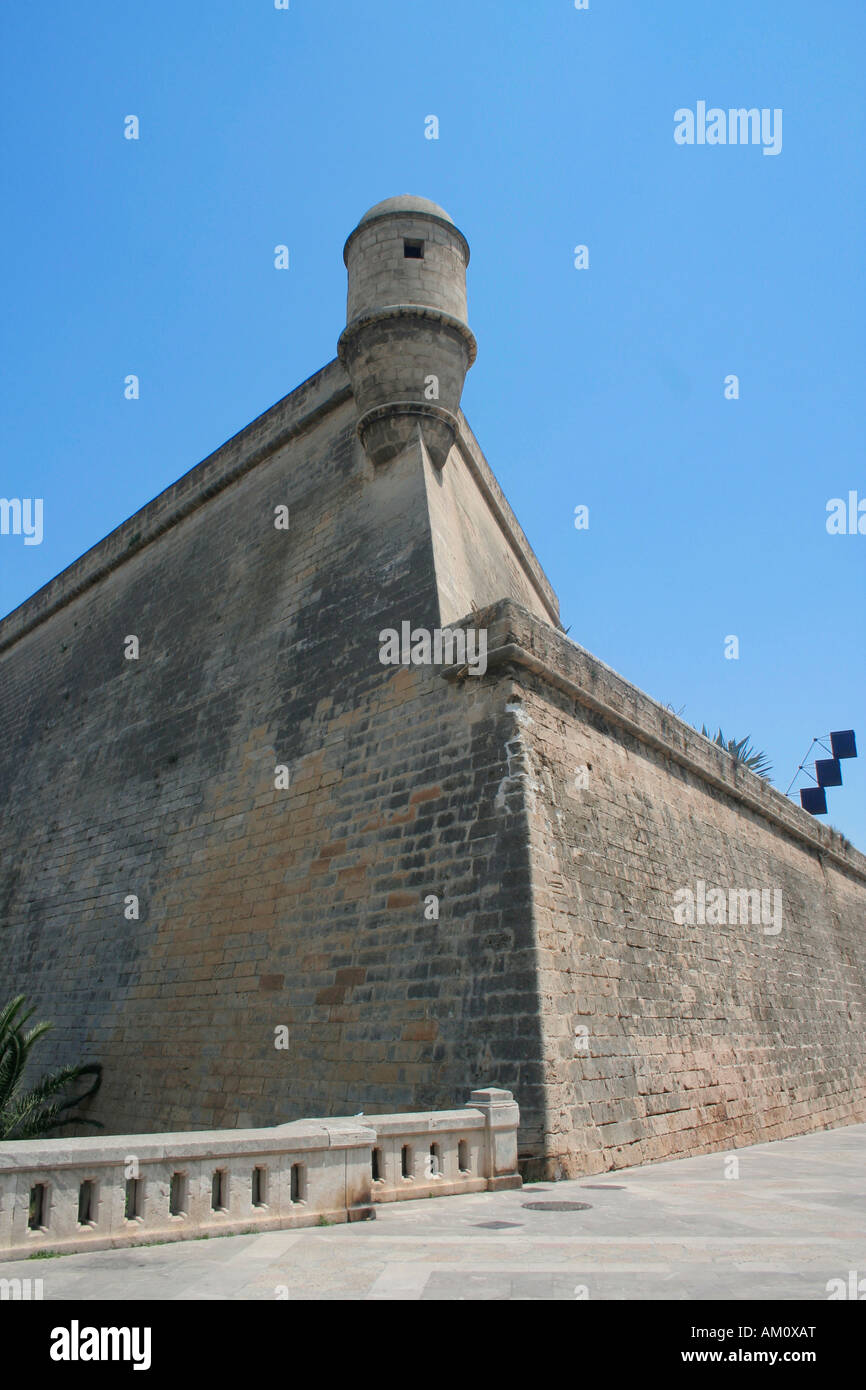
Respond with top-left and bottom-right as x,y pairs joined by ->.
522,1201 -> 592,1212
474,1221 -> 523,1229
580,1184 -> 626,1190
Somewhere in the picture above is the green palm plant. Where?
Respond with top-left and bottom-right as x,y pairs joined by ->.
0,995 -> 102,1141
701,726 -> 773,780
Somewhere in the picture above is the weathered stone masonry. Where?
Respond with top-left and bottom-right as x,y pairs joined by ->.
457,602 -> 866,1176
1,195 -> 864,1175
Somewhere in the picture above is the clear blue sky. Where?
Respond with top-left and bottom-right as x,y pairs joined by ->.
1,1 -> 863,845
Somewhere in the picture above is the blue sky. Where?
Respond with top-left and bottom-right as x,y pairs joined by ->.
1,0 -> 863,844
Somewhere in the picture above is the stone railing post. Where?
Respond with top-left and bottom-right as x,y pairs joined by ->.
466,1088 -> 521,1191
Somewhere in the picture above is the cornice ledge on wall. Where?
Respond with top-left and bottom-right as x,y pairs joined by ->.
0,359 -> 353,657
440,597 -> 866,883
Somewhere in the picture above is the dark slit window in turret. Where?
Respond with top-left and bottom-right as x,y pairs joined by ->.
403,239 -> 424,258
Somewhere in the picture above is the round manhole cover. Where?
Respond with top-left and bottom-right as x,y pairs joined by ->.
580,1184 -> 626,1190
522,1201 -> 592,1212
474,1221 -> 523,1229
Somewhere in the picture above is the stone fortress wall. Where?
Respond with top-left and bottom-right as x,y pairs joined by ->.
1,196 -> 864,1174
473,602 -> 866,1175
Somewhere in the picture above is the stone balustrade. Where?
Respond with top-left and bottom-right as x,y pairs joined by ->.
0,1088 -> 519,1261
368,1087 -> 521,1200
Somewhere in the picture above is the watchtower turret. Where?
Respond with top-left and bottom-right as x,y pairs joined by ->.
338,195 -> 476,469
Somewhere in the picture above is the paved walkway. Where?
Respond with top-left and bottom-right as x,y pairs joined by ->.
5,1123 -> 864,1301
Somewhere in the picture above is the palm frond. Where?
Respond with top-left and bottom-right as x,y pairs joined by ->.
0,995 -> 103,1140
